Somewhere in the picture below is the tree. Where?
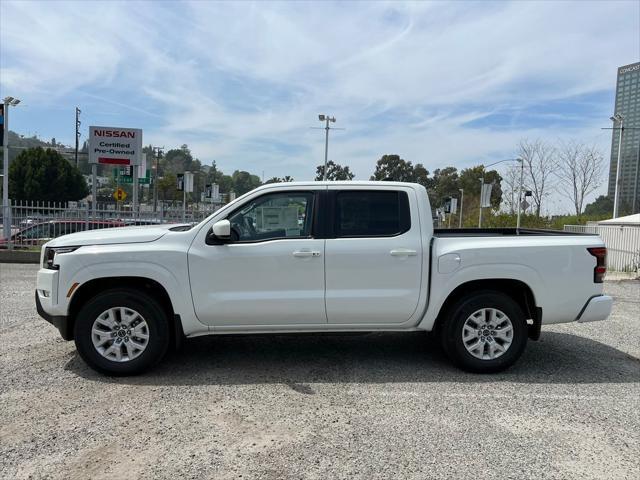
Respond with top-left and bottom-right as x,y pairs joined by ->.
413,163 -> 433,190
584,195 -> 613,216
265,176 -> 295,184
157,174 -> 179,202
9,147 -> 89,201
458,166 -> 502,209
315,161 -> 355,181
555,142 -> 604,216
501,165 -> 521,214
425,167 -> 456,209
370,154 -> 415,181
518,139 -> 557,216
163,144 -> 195,174
231,170 -> 262,195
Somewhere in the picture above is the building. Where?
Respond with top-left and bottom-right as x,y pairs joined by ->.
608,61 -> 640,214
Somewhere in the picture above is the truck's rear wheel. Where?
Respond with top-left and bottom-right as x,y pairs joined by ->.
74,289 -> 170,376
440,291 -> 527,373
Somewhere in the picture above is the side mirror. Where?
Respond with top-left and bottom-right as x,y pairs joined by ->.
212,219 -> 231,238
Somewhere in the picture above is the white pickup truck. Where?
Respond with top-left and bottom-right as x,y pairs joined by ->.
36,181 -> 613,375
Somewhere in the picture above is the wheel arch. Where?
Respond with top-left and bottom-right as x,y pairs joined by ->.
68,277 -> 183,347
433,279 -> 541,340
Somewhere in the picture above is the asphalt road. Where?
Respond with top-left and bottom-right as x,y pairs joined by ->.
1,263 -> 639,479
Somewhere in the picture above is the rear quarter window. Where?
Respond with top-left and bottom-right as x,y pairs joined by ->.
335,190 -> 410,237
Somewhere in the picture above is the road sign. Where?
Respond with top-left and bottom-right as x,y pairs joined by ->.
89,126 -> 143,166
114,187 -> 127,202
521,200 -> 530,211
114,167 -> 150,184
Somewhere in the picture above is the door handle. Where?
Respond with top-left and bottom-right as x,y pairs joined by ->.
390,248 -> 417,257
292,250 -> 321,258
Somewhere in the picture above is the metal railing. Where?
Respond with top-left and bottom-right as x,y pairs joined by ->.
1,200 -> 221,250
564,224 -> 640,272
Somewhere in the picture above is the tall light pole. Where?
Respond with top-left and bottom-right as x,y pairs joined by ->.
318,114 -> 336,180
611,114 -> 624,218
152,146 -> 163,214
458,188 -> 464,228
75,107 -> 81,167
2,96 -> 20,243
478,158 -> 520,228
516,157 -> 525,232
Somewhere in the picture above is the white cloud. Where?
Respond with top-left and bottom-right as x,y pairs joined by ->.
1,0 -> 638,212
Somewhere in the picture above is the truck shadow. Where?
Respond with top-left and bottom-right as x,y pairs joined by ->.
65,330 -> 640,386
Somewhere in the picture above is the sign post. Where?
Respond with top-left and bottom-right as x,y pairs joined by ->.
91,164 -> 97,219
181,171 -> 194,222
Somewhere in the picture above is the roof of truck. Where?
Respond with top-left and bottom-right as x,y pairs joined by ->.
256,180 -> 423,188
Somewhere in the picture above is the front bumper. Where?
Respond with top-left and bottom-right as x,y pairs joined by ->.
576,295 -> 613,323
36,290 -> 73,340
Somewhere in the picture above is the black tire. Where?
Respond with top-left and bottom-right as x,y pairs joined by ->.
74,288 -> 170,376
440,290 -> 527,373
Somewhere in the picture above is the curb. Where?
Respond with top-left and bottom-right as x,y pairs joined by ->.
0,250 -> 41,264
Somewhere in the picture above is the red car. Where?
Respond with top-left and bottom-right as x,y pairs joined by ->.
0,220 -> 124,249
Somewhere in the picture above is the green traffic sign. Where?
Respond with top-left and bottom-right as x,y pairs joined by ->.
113,168 -> 150,184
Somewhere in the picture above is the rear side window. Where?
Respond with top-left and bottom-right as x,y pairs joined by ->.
335,190 -> 410,237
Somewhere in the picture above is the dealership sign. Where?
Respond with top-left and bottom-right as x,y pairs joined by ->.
89,126 -> 142,165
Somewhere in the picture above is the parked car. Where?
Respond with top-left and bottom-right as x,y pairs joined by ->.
1,220 -> 124,249
35,182 -> 612,375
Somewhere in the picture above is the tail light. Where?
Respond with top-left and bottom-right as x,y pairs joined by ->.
587,247 -> 607,283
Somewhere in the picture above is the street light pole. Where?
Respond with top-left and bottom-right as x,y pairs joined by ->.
75,107 -> 81,168
458,188 -> 464,228
478,173 -> 484,228
153,146 -> 163,214
318,114 -> 336,181
478,158 -> 520,228
2,96 -> 20,244
611,114 -> 624,218
516,157 -> 524,232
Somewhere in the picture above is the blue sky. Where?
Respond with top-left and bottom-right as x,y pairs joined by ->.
1,0 -> 639,210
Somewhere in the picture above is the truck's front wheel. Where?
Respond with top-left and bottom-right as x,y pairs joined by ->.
74,289 -> 170,376
440,291 -> 528,373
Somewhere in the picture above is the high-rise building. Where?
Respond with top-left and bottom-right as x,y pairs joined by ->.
608,61 -> 640,214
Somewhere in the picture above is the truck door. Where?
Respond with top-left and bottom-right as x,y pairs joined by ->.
324,187 -> 423,324
188,189 -> 327,327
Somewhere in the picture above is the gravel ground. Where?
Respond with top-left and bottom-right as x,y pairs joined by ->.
1,263 -> 639,479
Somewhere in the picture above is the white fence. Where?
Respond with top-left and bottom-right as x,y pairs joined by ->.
564,224 -> 640,272
1,200 -> 221,250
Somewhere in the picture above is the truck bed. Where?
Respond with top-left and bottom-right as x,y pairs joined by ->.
433,228 -> 595,237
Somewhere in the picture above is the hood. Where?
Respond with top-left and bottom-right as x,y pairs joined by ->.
45,224 -> 185,247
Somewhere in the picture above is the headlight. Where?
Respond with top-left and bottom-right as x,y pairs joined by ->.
43,246 -> 79,269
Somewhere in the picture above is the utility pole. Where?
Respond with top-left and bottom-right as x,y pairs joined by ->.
458,188 -> 464,228
152,146 -> 163,214
318,115 -> 335,180
2,96 -> 20,245
75,107 -> 81,168
602,116 -> 640,216
634,140 -> 639,214
611,114 -> 624,218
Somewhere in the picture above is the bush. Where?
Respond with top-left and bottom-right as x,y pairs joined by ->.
9,147 -> 89,202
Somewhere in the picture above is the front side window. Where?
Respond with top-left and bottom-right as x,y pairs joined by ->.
335,190 -> 410,237
228,192 -> 314,242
